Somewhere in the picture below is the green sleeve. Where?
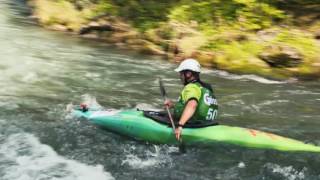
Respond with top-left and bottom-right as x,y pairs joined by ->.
181,84 -> 201,103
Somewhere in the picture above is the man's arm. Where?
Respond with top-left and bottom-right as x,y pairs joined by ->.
175,99 -> 198,140
178,99 -> 198,125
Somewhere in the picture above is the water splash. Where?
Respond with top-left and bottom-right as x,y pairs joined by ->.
121,145 -> 173,169
265,163 -> 306,180
0,133 -> 114,180
238,162 -> 246,168
80,94 -> 103,109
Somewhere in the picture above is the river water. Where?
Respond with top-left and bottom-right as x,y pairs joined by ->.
1,1 -> 320,180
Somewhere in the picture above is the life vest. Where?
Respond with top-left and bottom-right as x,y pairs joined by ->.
174,81 -> 218,122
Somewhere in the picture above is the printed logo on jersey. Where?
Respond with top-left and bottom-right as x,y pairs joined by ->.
203,93 -> 218,105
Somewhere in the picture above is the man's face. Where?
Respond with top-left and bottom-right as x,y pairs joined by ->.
179,71 -> 191,84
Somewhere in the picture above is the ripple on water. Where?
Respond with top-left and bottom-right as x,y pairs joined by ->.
0,100 -> 19,110
285,90 -> 320,95
203,70 -> 287,84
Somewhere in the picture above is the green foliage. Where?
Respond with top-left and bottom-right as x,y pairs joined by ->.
215,42 -> 270,76
65,0 -> 117,18
216,40 -> 263,63
96,1 -> 116,13
110,0 -> 178,31
273,30 -> 318,59
169,2 -> 215,24
168,0 -> 285,31
169,1 -> 240,26
59,0 -> 286,32
236,2 -> 285,30
89,0 -> 117,18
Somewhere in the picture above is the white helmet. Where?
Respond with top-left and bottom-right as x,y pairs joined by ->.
174,58 -> 201,73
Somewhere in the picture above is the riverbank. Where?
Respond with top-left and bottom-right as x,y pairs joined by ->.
27,0 -> 320,80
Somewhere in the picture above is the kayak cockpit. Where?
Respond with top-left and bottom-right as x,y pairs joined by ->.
143,110 -> 218,128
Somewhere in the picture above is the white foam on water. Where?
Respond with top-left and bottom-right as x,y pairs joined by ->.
121,145 -> 173,169
0,133 -> 114,180
220,113 -> 237,117
258,100 -> 290,106
21,72 -> 39,83
238,162 -> 246,168
224,99 -> 246,106
254,100 -> 290,112
203,69 -> 287,84
285,90 -> 320,95
265,163 -> 306,180
85,72 -> 101,78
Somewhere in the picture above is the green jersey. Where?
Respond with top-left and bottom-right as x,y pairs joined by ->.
174,81 -> 218,122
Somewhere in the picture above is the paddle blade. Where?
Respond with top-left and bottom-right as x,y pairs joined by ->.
159,78 -> 167,98
179,142 -> 186,153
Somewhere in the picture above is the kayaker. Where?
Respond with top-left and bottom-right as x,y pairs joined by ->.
165,58 -> 218,140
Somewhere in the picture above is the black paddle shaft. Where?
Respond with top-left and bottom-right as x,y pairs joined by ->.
158,78 -> 186,153
159,78 -> 175,128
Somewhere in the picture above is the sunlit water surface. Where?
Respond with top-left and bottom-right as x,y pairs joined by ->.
1,1 -> 320,180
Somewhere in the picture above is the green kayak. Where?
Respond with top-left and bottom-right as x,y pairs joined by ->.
72,108 -> 320,153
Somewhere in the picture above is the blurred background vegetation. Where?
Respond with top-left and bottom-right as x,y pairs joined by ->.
29,0 -> 320,80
